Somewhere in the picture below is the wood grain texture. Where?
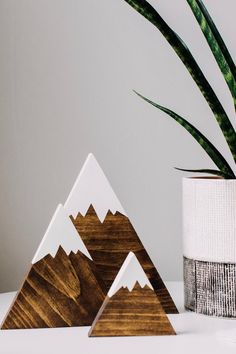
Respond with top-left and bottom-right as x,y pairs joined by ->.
1,247 -> 107,329
89,283 -> 176,337
71,205 -> 178,314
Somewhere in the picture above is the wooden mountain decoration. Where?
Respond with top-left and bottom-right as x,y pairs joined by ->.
64,153 -> 178,314
89,252 -> 176,337
1,205 -> 106,329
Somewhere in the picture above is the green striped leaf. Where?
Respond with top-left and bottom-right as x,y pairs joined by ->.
187,0 -> 236,107
134,90 -> 235,178
175,167 -> 232,179
123,0 -> 236,163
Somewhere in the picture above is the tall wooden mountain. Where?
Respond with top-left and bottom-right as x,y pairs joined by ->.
89,252 -> 176,337
64,153 -> 178,314
1,205 -> 106,329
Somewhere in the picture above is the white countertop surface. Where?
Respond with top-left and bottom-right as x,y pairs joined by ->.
0,282 -> 236,354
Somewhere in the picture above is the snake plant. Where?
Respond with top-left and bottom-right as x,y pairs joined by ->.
123,0 -> 236,179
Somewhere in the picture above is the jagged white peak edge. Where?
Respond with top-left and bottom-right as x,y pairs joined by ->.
32,204 -> 92,264
108,252 -> 153,297
64,153 -> 126,222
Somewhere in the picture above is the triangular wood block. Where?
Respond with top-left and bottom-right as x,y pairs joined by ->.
1,205 -> 106,329
89,252 -> 176,337
64,153 -> 178,314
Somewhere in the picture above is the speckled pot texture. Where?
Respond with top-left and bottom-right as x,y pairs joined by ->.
183,178 -> 236,318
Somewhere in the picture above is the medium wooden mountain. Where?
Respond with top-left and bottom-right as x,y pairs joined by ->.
89,252 -> 176,337
64,154 -> 178,314
1,205 -> 106,329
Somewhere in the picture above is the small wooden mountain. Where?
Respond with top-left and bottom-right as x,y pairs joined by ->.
1,247 -> 106,329
1,205 -> 107,329
89,253 -> 176,337
71,205 -> 178,314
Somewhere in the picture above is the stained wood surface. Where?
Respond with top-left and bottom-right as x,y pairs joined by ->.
89,283 -> 176,337
1,247 -> 106,329
71,205 -> 178,314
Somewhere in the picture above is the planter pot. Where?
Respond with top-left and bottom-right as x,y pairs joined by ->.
183,177 -> 236,317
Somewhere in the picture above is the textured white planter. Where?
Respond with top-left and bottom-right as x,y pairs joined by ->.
183,177 -> 236,317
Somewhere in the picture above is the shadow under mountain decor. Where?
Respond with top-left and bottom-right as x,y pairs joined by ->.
89,252 -> 176,337
1,204 -> 106,329
64,153 -> 178,314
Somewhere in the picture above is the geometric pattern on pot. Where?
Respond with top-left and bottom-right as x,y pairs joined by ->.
184,256 -> 236,318
1,205 -> 107,329
64,154 -> 178,314
183,178 -> 236,262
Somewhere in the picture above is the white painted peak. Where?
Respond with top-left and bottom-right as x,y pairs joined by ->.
64,153 -> 126,222
108,252 -> 153,297
32,204 -> 92,264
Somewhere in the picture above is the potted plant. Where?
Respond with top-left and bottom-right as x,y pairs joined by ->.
123,0 -> 236,317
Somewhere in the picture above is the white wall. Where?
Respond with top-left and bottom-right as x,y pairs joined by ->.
0,0 -> 235,292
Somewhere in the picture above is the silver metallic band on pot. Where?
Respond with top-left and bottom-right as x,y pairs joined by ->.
184,256 -> 236,317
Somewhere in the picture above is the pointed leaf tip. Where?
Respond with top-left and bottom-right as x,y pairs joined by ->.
134,92 -> 235,178
175,167 -> 234,179
124,0 -> 236,163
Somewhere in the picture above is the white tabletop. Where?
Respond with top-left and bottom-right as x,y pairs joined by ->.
0,282 -> 236,354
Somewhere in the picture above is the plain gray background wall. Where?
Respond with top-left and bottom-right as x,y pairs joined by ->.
0,0 -> 235,292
